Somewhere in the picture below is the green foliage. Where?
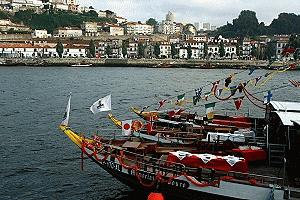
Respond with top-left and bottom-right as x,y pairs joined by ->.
218,42 -> 225,57
266,41 -> 277,60
12,10 -> 116,33
187,45 -> 192,59
105,45 -> 112,57
269,13 -> 300,35
0,11 -> 11,19
56,41 -> 64,58
122,40 -> 129,58
204,43 -> 208,58
146,18 -> 158,26
138,43 -> 146,58
88,39 -> 96,58
171,43 -> 178,58
154,43 -> 160,58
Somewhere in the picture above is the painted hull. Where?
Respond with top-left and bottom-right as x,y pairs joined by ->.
59,125 -> 286,200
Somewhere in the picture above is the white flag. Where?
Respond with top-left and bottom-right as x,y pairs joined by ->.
122,120 -> 132,136
90,94 -> 111,114
61,94 -> 71,126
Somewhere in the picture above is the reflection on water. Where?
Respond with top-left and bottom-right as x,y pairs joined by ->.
1,66 -> 300,199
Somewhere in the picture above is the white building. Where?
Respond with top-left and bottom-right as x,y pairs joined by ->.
224,45 -> 237,58
127,41 -> 138,58
159,42 -> 171,58
0,43 -> 44,58
114,16 -> 127,24
275,35 -> 290,59
63,44 -> 87,58
109,25 -> 124,36
125,22 -> 153,35
32,29 -> 51,38
179,48 -> 201,59
81,22 -> 98,36
208,44 -> 219,58
53,27 -> 83,38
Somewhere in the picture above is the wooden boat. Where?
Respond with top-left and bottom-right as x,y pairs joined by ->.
59,96 -> 300,199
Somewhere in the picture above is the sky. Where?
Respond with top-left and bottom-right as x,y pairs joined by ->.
78,0 -> 300,27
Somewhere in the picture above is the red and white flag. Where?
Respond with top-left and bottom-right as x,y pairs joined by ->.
289,80 -> 300,88
122,120 -> 132,136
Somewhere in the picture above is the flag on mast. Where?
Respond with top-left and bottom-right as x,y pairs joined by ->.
205,102 -> 216,120
122,120 -> 132,136
90,94 -> 111,114
61,93 -> 71,126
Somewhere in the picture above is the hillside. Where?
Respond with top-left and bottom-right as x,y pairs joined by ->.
0,10 -> 116,33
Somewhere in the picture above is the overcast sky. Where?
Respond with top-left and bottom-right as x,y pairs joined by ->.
78,0 -> 300,26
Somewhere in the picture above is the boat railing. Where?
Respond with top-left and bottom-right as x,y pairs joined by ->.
98,142 -> 284,187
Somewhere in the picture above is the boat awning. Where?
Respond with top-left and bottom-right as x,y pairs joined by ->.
122,141 -> 141,149
274,111 -> 300,126
291,120 -> 300,126
157,118 -> 181,125
270,101 -> 300,112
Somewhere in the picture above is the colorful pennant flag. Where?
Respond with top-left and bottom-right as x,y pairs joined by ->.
289,80 -> 300,88
255,76 -> 262,86
215,89 -> 223,97
204,92 -> 211,101
230,86 -> 238,96
248,67 -> 255,75
225,76 -> 232,87
195,88 -> 202,97
90,94 -> 112,114
234,97 -> 244,110
205,102 -> 216,120
211,80 -> 220,94
264,90 -> 273,104
157,99 -> 167,110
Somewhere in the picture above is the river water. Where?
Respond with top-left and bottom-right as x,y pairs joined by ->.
1,66 -> 300,200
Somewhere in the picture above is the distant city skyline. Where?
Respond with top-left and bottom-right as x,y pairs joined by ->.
78,0 -> 300,26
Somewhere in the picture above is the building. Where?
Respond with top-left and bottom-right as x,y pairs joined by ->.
202,23 -> 211,31
224,44 -> 237,58
63,44 -> 87,58
166,11 -> 175,22
159,42 -> 171,58
53,27 -> 83,38
0,19 -> 31,32
81,22 -> 98,36
125,22 -> 153,35
179,48 -> 201,59
109,25 -> 124,36
127,41 -> 138,58
275,35 -> 290,60
114,16 -> 127,24
32,29 -> 51,38
208,44 -> 219,59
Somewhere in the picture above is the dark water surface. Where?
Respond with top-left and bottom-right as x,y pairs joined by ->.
1,66 -> 300,199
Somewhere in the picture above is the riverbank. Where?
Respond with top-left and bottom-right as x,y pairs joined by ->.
0,58 -> 298,69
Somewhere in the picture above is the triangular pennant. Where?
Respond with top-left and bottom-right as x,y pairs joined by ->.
234,97 -> 244,110
204,92 -> 211,101
215,89 -> 223,97
255,76 -> 262,86
225,76 -> 232,87
248,67 -> 255,75
211,80 -> 220,94
177,94 -> 185,101
205,102 -> 216,120
264,91 -> 273,104
230,86 -> 237,96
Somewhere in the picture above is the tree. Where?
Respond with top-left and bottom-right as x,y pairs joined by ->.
122,40 -> 128,58
146,18 -> 158,26
204,43 -> 208,59
146,18 -> 158,33
105,45 -> 112,57
219,42 -> 225,58
138,43 -> 145,58
88,39 -> 96,58
154,43 -> 160,58
265,41 -> 276,60
171,43 -> 178,58
251,45 -> 258,59
56,40 -> 64,58
187,45 -> 192,59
